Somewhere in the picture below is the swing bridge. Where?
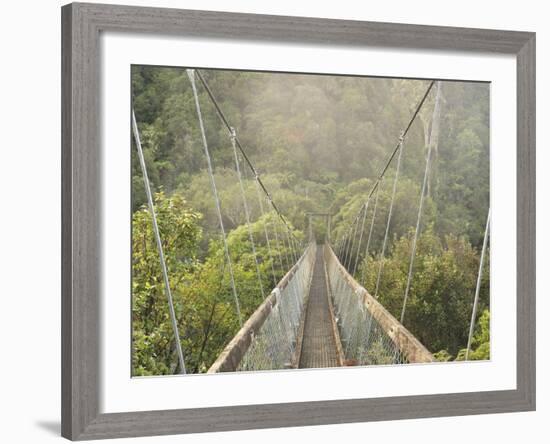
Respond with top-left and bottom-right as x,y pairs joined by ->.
132,69 -> 491,374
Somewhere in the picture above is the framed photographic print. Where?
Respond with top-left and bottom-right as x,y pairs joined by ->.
61,2 -> 535,440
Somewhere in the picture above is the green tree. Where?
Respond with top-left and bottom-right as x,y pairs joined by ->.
132,191 -> 202,375
358,228 -> 489,356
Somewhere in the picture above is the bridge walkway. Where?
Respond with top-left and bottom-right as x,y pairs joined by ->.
298,247 -> 342,369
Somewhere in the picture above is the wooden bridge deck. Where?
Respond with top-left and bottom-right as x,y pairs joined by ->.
298,247 -> 342,369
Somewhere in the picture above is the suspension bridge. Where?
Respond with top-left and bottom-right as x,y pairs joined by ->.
132,69 -> 491,374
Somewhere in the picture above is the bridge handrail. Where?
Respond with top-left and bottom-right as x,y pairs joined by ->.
207,242 -> 316,373
325,244 -> 434,363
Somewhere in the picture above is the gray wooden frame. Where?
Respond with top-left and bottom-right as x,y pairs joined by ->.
61,2 -> 535,440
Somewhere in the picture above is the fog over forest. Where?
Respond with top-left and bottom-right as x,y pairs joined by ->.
131,67 -> 490,375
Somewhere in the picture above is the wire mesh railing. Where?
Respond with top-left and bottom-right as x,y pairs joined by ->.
325,244 -> 433,365
208,243 -> 316,373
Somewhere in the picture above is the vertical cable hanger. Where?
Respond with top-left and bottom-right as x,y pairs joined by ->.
241,150 -> 279,286
187,69 -> 243,327
352,199 -> 370,277
465,208 -> 491,360
230,127 -> 265,299
131,110 -> 187,375
400,81 -> 442,324
374,136 -> 405,298
194,69 -> 301,248
336,79 -> 436,262
360,182 -> 381,286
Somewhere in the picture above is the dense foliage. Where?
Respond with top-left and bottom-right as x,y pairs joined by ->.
359,228 -> 489,358
131,67 -> 490,374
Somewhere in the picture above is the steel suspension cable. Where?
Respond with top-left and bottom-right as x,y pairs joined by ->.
269,210 -> 286,276
340,224 -> 353,264
290,231 -> 301,260
336,234 -> 345,259
238,151 -> 280,286
335,237 -> 340,256
131,110 -> 187,374
188,69 -> 243,327
339,222 -> 354,260
343,213 -> 360,265
281,217 -> 294,265
271,209 -> 290,272
360,183 -> 381,286
293,230 -> 301,261
195,69 -> 299,246
341,230 -> 350,260
287,227 -> 297,265
465,208 -> 491,360
344,214 -> 359,270
337,80 -> 436,245
366,81 -> 435,201
350,203 -> 368,273
335,237 -> 342,258
230,127 -> 265,298
399,81 -> 442,324
352,200 -> 370,277
252,177 -> 279,286
374,138 -> 405,298
331,81 -> 436,359
288,233 -> 298,264
345,207 -> 363,271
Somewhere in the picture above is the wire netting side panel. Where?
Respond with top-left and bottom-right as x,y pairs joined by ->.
238,245 -> 315,371
327,253 -> 406,366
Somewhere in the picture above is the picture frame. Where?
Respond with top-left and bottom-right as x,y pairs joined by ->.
61,2 -> 535,440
